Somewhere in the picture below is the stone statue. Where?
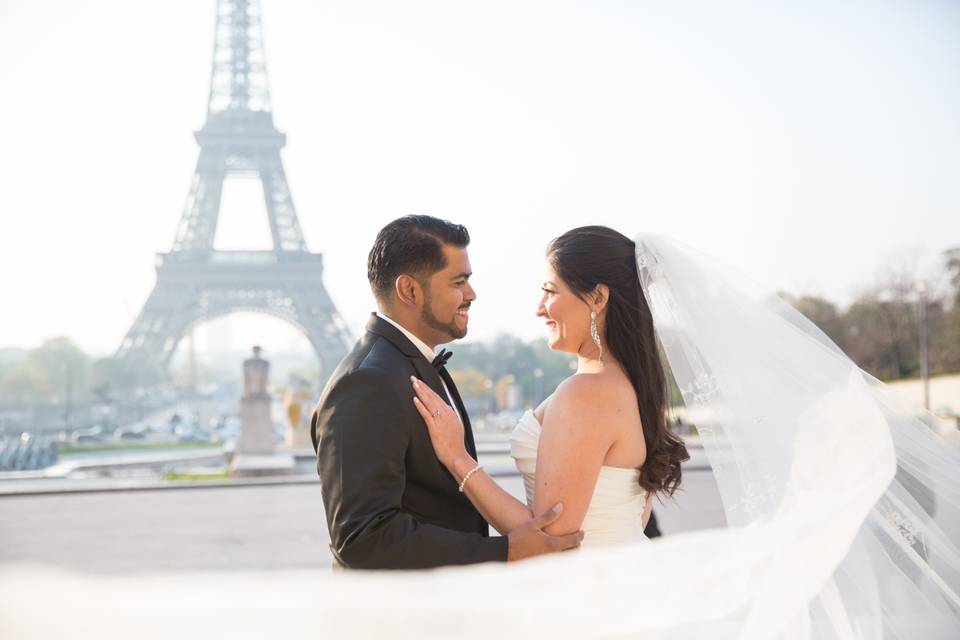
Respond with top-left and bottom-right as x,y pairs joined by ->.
243,346 -> 269,399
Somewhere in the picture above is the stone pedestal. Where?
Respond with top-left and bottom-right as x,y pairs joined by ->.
237,395 -> 274,453
230,346 -> 294,475
230,451 -> 294,475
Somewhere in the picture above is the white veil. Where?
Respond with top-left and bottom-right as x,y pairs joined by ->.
3,234 -> 959,639
634,234 -> 960,638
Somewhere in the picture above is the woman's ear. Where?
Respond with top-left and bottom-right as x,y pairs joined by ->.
394,274 -> 422,307
594,284 -> 610,313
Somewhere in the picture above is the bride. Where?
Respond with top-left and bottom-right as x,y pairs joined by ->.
411,225 -> 689,546
405,225 -> 960,638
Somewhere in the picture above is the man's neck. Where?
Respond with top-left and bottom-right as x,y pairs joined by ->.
376,310 -> 438,354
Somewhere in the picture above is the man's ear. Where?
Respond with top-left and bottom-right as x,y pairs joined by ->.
394,274 -> 422,307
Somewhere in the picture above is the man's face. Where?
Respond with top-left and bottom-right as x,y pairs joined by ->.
420,244 -> 475,343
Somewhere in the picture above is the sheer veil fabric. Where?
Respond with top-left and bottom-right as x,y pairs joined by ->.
634,235 -> 960,638
4,235 -> 959,639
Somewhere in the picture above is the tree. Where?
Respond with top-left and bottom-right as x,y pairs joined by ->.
0,337 -> 91,404
843,297 -> 920,381
945,247 -> 960,308
785,263 -> 953,381
450,366 -> 492,399
935,247 -> 960,373
446,335 -> 575,408
787,295 -> 846,346
91,357 -> 140,396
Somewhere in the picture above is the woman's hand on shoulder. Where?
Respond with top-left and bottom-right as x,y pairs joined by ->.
410,376 -> 468,471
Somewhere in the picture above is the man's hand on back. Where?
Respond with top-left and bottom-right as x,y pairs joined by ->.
507,503 -> 584,562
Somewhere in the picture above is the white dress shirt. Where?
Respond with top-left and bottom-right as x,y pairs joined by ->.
375,312 -> 462,423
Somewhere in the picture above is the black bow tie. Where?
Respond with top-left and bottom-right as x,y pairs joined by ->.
431,348 -> 453,369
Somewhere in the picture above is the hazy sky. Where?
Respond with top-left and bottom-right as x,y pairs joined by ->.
1,0 -> 958,358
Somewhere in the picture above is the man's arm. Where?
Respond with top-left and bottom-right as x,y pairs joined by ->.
314,367 -> 508,569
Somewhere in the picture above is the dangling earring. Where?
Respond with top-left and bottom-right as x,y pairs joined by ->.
590,310 -> 603,362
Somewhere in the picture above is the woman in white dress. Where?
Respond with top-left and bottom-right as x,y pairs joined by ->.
411,226 -> 689,546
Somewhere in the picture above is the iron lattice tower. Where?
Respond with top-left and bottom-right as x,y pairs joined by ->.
117,0 -> 352,383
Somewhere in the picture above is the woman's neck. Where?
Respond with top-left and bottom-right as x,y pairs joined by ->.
576,351 -> 619,375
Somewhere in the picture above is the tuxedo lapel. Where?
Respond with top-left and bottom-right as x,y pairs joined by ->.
365,313 -> 478,460
410,356 -> 448,405
436,365 -> 478,459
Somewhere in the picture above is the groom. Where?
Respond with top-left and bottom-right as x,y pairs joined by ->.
312,215 -> 582,569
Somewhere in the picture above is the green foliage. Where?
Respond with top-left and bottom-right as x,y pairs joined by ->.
0,342 -> 155,406
788,295 -> 846,345
783,249 -> 960,381
163,469 -> 232,482
90,357 -> 141,396
843,298 -> 922,380
0,337 -> 91,404
447,335 -> 575,407
448,335 -> 688,408
947,247 -> 960,308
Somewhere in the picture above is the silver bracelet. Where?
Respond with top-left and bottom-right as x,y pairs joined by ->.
458,464 -> 483,493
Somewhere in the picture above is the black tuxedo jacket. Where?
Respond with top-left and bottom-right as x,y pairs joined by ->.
311,313 -> 509,569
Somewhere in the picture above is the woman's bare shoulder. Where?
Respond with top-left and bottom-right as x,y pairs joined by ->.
544,372 -> 632,426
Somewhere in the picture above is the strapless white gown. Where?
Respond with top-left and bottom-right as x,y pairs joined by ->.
510,409 -> 650,547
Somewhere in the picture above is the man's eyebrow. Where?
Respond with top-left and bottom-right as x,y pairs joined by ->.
450,272 -> 472,280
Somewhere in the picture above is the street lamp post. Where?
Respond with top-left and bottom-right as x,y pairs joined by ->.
916,281 -> 930,411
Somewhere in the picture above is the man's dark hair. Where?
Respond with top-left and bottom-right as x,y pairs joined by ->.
367,215 -> 470,302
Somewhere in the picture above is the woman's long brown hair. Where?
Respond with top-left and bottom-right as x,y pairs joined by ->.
548,226 -> 689,495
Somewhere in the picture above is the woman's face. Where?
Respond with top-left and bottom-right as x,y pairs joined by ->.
536,262 -> 591,355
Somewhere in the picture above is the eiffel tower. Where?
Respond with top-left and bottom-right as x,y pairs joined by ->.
116,0 -> 352,384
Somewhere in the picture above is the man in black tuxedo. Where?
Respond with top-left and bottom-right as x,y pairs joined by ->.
312,215 -> 582,569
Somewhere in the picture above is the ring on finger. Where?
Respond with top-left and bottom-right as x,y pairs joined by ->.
432,409 -> 441,418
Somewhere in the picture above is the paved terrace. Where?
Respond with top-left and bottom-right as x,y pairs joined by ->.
0,451 -> 722,574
